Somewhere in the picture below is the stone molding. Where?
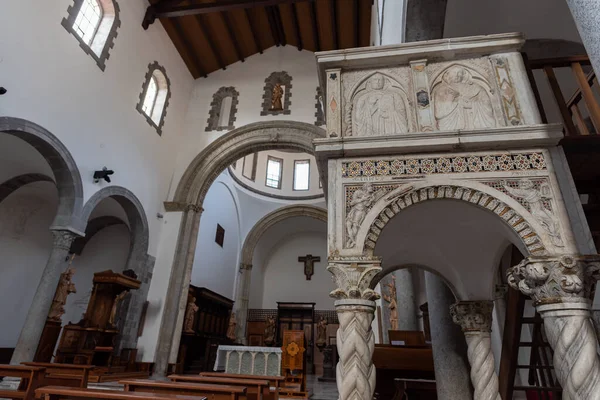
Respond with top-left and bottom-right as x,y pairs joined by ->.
240,205 -> 327,266
260,72 -> 292,116
507,254 -> 600,305
450,301 -> 494,333
328,261 -> 382,301
205,86 -> 239,131
239,263 -> 252,271
0,173 -> 54,204
136,62 -> 171,135
0,117 -> 85,233
61,0 -> 121,71
173,121 -> 326,205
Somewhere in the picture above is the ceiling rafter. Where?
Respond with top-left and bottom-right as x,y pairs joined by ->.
221,12 -> 245,62
354,0 -> 360,47
290,3 -> 303,51
266,6 -> 281,46
171,18 -> 207,78
273,6 -> 287,46
244,8 -> 263,54
195,14 -> 227,70
330,0 -> 338,50
310,1 -> 320,52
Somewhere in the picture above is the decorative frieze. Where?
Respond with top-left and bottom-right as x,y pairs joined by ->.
491,57 -> 522,126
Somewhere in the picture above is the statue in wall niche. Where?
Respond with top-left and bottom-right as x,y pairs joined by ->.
183,296 -> 199,333
227,312 -> 237,341
433,66 -> 496,131
108,290 -> 128,329
352,73 -> 409,136
264,315 -> 276,346
316,316 -> 328,349
382,275 -> 399,331
502,179 -> 563,247
346,183 -> 376,248
270,83 -> 284,111
48,267 -> 77,322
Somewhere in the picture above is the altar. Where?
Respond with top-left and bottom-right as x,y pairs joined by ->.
214,345 -> 282,376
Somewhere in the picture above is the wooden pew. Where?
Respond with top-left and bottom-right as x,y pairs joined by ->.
121,379 -> 247,400
35,385 -> 207,400
198,373 -> 284,394
21,362 -> 94,388
169,375 -> 271,400
0,364 -> 46,400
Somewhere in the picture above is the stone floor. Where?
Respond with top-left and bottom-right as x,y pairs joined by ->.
306,374 -> 338,400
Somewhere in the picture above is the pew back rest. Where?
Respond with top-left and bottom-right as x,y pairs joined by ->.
0,365 -> 46,400
199,373 -> 284,388
120,379 -> 247,394
169,375 -> 269,387
35,386 -> 208,399
22,362 -> 94,387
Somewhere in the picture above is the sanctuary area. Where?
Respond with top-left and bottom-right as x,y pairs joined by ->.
2,0 -> 600,399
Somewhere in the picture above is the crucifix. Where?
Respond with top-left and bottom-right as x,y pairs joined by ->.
298,254 -> 321,281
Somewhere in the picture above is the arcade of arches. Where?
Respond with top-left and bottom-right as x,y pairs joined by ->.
3,1 -> 600,400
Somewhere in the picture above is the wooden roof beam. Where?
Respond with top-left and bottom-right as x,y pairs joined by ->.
172,19 -> 207,78
266,6 -> 281,46
273,6 -> 287,46
330,0 -> 338,50
310,1 -> 320,51
195,15 -> 227,70
291,3 -> 303,50
244,8 -> 263,54
222,12 -> 245,62
354,0 -> 360,47
144,0 -> 307,27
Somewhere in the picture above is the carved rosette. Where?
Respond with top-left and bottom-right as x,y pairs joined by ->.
507,255 -> 600,305
451,301 -> 500,400
51,230 -> 78,251
327,260 -> 382,301
508,255 -> 600,398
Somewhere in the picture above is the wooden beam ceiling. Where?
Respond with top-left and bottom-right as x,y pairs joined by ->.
145,0 -> 374,79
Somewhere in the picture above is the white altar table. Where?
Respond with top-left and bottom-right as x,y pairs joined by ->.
214,345 -> 282,376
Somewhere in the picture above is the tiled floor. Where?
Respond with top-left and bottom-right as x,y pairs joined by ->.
306,374 -> 338,400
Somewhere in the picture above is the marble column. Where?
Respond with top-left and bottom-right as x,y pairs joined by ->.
566,0 -> 600,76
234,263 -> 252,344
11,230 -> 78,365
328,261 -> 381,400
153,204 -> 202,378
508,255 -> 600,399
396,268 -> 418,330
451,301 -> 501,400
425,272 -> 473,399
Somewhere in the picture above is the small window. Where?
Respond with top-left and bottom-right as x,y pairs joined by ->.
293,160 -> 310,191
266,157 -> 283,189
73,0 -> 103,45
215,224 -> 225,247
136,62 -> 171,135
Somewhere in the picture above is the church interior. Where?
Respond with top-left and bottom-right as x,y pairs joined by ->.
2,0 -> 600,399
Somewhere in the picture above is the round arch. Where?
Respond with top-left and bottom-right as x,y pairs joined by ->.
0,173 -> 54,204
241,205 -> 328,267
371,263 -> 460,299
173,121 -> 326,206
356,181 -> 559,258
0,117 -> 84,232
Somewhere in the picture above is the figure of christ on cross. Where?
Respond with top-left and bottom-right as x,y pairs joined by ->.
298,254 -> 321,280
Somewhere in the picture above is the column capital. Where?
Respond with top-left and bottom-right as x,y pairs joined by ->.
507,254 -> 600,305
163,201 -> 204,214
327,257 -> 382,301
450,301 -> 494,333
50,230 -> 79,250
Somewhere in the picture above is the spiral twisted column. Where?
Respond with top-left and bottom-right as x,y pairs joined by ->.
451,301 -> 501,400
507,255 -> 600,399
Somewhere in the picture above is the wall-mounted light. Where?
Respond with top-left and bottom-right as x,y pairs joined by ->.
93,167 -> 114,183
0,87 -> 7,95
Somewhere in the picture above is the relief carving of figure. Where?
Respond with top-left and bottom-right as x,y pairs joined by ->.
352,73 -> 409,136
48,267 -> 77,322
264,315 -> 276,345
502,179 -> 563,247
316,316 -> 328,348
346,183 -> 376,248
382,274 -> 399,331
108,290 -> 128,328
183,296 -> 199,333
227,312 -> 237,341
434,66 -> 496,131
270,83 -> 284,111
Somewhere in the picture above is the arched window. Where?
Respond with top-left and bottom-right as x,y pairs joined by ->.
205,87 -> 239,131
260,72 -> 293,116
62,0 -> 121,71
136,62 -> 171,135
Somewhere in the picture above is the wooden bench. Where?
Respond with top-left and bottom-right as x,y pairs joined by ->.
198,373 -> 284,395
35,386 -> 207,400
0,364 -> 46,400
169,375 -> 271,400
22,362 -> 94,388
121,379 -> 247,400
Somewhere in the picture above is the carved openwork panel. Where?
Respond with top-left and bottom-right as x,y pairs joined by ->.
331,149 -> 571,257
335,54 -> 528,138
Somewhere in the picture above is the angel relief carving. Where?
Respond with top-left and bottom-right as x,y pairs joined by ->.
433,65 -> 496,131
345,183 -> 388,248
349,73 -> 409,137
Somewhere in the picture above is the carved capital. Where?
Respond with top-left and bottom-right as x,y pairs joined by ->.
51,230 -> 78,251
494,284 -> 508,300
327,259 -> 382,301
239,263 -> 252,271
185,203 -> 204,214
450,301 -> 494,333
507,255 -> 600,305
